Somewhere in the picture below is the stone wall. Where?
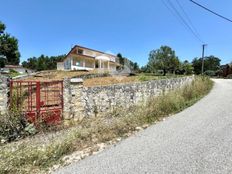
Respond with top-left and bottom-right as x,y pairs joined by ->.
0,75 -> 9,114
63,78 -> 86,121
64,76 -> 194,119
82,76 -> 194,116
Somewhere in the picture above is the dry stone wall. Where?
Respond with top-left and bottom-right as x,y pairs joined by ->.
64,76 -> 194,119
82,76 -> 194,116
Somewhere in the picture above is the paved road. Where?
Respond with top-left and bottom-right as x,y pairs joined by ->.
56,79 -> 232,174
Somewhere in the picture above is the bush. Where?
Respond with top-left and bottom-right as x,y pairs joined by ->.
0,111 -> 37,143
8,69 -> 20,78
226,74 -> 232,79
204,70 -> 216,77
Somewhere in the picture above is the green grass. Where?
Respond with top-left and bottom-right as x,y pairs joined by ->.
0,76 -> 213,174
9,69 -> 21,78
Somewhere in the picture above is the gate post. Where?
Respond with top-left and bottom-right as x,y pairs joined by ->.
0,75 -> 9,115
63,78 -> 85,122
36,81 -> 41,118
63,78 -> 72,119
70,78 -> 85,122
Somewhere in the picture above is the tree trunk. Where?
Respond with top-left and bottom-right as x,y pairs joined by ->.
163,69 -> 166,76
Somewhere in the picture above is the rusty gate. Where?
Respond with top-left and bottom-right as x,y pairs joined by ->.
9,80 -> 63,125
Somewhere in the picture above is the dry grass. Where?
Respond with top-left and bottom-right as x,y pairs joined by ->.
83,76 -> 139,87
25,70 -> 186,86
83,74 -> 186,87
0,76 -> 213,174
25,70 -> 103,81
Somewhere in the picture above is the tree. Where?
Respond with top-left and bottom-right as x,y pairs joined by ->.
147,46 -> 180,76
37,55 -> 47,71
133,62 -> 140,72
22,57 -> 37,70
192,55 -> 221,74
117,53 -> 124,66
22,54 -> 65,71
116,53 -> 140,72
204,56 -> 221,71
192,57 -> 202,74
181,60 -> 193,75
140,65 -> 149,73
0,59 -> 5,68
0,21 -> 20,65
0,22 -> 5,34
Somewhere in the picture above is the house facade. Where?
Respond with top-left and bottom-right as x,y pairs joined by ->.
57,45 -> 120,71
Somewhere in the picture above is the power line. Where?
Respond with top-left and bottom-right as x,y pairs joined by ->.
190,0 -> 232,23
162,0 -> 204,43
175,0 -> 202,40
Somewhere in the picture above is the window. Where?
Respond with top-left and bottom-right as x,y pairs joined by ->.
78,49 -> 83,55
76,61 -> 81,66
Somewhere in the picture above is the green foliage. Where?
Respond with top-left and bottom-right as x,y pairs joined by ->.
226,74 -> 232,79
22,54 -> 65,71
116,53 -> 140,72
0,21 -> 20,65
192,55 -> 221,74
0,91 -> 37,143
180,60 -> 194,75
0,22 -> 6,34
138,74 -> 149,81
204,70 -> 216,77
140,65 -> 150,73
117,53 -> 124,65
133,62 -> 140,72
0,111 -> 36,142
24,123 -> 37,135
0,58 -> 5,68
147,46 -> 180,75
9,69 -> 20,77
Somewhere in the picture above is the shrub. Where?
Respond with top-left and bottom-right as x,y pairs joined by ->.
226,74 -> 232,79
9,69 -> 20,77
0,111 -> 37,143
204,70 -> 216,77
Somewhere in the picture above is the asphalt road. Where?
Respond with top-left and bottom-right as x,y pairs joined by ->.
55,79 -> 232,174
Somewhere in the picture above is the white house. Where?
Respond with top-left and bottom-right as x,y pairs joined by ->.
57,45 -> 120,71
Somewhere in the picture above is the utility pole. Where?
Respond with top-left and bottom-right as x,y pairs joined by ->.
201,44 -> 207,75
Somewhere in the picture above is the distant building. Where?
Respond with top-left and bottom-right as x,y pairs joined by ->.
57,45 -> 120,71
2,65 -> 34,74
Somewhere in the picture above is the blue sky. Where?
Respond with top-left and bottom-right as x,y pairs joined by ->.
0,0 -> 232,66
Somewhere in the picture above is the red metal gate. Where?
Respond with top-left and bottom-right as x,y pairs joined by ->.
9,80 -> 63,125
